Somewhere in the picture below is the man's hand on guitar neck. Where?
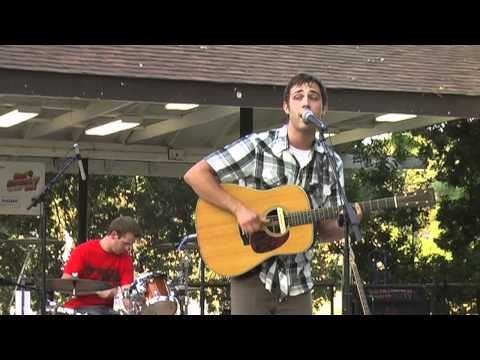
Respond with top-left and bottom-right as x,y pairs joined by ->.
354,203 -> 364,223
233,202 -> 269,235
337,203 -> 364,227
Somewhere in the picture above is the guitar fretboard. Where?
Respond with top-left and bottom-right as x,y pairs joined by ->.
288,196 -> 397,226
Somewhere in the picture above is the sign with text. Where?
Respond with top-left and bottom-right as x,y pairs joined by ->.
0,161 -> 45,215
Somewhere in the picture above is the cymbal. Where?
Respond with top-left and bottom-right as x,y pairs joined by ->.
46,278 -> 113,294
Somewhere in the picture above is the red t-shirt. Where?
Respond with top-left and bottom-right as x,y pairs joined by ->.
63,239 -> 134,309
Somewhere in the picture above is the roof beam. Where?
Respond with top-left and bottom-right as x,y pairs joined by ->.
2,69 -> 480,117
127,106 -> 239,144
211,114 -> 239,148
0,153 -> 425,179
0,138 -> 214,162
25,100 -> 133,139
330,116 -> 458,145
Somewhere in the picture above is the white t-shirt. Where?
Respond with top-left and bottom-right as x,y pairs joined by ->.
289,145 -> 313,169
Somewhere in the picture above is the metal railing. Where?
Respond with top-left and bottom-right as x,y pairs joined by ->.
182,281 -> 480,315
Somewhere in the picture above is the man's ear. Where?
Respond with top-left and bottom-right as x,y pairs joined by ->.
283,101 -> 290,115
110,231 -> 118,239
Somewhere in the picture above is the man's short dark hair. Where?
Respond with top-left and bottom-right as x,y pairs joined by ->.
283,73 -> 328,111
108,216 -> 142,238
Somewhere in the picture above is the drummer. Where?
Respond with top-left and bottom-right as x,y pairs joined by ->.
62,216 -> 142,315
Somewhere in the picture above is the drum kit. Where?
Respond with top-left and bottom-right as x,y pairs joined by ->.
44,238 -> 198,315
3,235 -> 199,315
113,272 -> 178,315
45,273 -> 180,315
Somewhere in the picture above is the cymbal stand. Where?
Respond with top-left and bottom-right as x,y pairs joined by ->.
178,255 -> 192,315
8,244 -> 34,312
176,234 -> 196,315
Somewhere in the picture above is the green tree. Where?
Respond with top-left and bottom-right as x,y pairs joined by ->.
413,118 -> 480,313
326,133 -> 437,311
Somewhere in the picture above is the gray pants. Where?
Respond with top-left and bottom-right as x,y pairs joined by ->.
230,271 -> 312,315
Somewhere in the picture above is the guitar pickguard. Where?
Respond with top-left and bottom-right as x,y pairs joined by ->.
238,229 -> 289,253
251,231 -> 289,253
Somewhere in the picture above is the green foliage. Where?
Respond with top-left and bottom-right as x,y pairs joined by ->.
414,118 -> 480,288
332,134 -> 431,287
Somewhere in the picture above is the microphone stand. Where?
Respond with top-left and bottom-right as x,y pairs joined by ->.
27,150 -> 80,315
312,121 -> 365,315
176,234 -> 197,315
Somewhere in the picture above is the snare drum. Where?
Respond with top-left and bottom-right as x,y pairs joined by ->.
114,289 -> 136,315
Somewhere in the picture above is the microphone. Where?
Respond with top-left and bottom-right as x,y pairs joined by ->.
302,109 -> 328,132
73,144 -> 87,181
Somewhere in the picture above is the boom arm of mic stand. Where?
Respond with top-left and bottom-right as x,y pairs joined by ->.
27,155 -> 77,211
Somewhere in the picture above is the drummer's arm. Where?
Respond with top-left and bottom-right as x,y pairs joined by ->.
96,288 -> 117,299
96,284 -> 130,299
97,259 -> 135,299
62,273 -> 128,299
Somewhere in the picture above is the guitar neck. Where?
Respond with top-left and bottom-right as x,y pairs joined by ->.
288,196 -> 398,226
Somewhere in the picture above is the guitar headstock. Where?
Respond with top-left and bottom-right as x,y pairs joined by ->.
396,188 -> 436,209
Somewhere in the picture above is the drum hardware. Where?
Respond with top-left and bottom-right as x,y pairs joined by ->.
175,233 -> 197,315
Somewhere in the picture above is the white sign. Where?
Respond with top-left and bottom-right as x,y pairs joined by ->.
0,161 -> 45,215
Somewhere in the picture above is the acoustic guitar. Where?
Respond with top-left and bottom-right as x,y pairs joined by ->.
195,184 -> 435,277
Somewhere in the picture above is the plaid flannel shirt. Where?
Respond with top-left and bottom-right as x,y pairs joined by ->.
205,124 -> 344,300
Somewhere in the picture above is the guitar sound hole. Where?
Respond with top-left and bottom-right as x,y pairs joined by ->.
237,208 -> 290,253
265,208 -> 289,235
